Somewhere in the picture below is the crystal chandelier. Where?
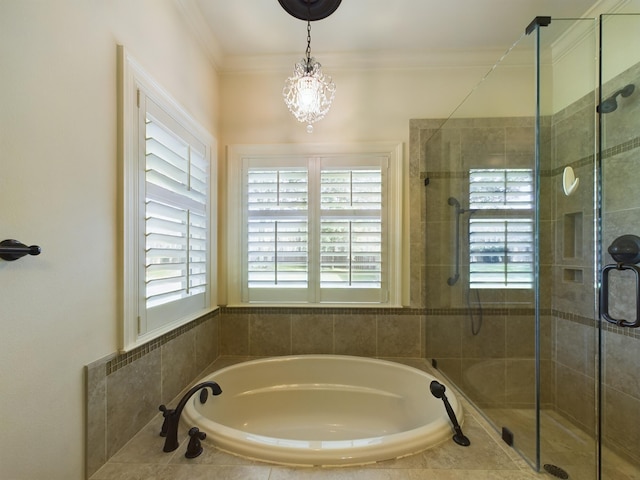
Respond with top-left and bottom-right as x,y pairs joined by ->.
283,17 -> 336,133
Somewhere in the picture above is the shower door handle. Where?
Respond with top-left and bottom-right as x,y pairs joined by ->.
600,263 -> 640,328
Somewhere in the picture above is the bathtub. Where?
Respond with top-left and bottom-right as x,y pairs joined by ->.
182,355 -> 463,466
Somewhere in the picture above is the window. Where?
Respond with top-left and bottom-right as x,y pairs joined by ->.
468,168 -> 534,289
119,47 -> 216,350
227,144 -> 402,306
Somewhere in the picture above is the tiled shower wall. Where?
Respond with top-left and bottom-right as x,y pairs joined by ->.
598,60 -> 640,464
409,116 -> 552,411
549,60 -> 640,465
548,86 -> 598,435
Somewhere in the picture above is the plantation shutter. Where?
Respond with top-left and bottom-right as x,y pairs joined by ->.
144,99 -> 208,328
242,155 -> 387,304
319,165 -> 384,301
245,163 -> 309,302
468,169 -> 534,289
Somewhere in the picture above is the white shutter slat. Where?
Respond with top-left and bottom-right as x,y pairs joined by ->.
246,167 -> 309,290
146,118 -> 189,158
146,152 -> 188,187
144,111 -> 209,309
319,167 -> 382,289
146,180 -> 206,213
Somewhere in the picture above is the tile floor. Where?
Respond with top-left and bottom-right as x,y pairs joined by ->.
485,408 -> 640,480
90,357 -> 550,480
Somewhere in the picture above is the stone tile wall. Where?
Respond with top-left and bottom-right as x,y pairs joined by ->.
218,307 -> 426,359
597,60 -> 640,465
85,311 -> 219,478
84,306 -> 426,478
410,116 -> 548,414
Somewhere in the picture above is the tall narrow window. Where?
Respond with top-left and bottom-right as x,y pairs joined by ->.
320,169 -> 382,290
120,47 -> 216,350
143,100 -> 210,327
468,168 -> 534,289
247,167 -> 309,290
227,144 -> 402,306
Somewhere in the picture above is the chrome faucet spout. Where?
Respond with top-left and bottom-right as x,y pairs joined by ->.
159,381 -> 222,453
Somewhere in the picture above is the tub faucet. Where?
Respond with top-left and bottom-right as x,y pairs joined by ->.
158,381 -> 222,453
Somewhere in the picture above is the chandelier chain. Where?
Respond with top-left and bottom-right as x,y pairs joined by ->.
306,20 -> 312,64
305,0 -> 312,66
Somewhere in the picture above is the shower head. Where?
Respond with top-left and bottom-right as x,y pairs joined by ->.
430,380 -> 446,399
598,97 -> 618,114
597,83 -> 635,113
447,196 -> 460,208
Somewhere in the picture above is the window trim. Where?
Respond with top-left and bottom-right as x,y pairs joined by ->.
119,46 -> 217,351
226,142 -> 403,307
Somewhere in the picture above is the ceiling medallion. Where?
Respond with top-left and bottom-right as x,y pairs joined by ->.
277,0 -> 342,21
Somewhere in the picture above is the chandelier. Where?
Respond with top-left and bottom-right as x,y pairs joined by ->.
281,0 -> 339,133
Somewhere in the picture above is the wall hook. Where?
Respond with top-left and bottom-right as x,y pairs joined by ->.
562,166 -> 579,196
0,239 -> 42,261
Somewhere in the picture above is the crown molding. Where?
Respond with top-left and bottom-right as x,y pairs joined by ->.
219,49 -> 524,74
176,0 -> 631,74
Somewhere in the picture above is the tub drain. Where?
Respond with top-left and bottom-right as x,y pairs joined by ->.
543,464 -> 569,479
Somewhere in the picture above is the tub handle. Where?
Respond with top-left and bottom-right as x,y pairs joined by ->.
185,427 -> 206,459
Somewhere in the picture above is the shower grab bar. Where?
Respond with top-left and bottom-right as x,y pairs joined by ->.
448,215 -> 460,286
447,197 -> 461,286
0,239 -> 41,261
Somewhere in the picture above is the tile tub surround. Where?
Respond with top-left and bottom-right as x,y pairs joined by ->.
219,306 -> 426,358
86,312 -> 220,479
86,306 -> 425,478
89,357 -> 540,480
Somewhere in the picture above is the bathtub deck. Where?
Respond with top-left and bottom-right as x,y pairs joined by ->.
89,357 -> 541,480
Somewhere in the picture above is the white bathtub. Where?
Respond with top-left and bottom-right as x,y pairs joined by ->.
182,355 -> 463,466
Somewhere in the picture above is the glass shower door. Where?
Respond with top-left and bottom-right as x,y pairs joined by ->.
419,27 -> 541,469
537,18 -> 599,480
599,12 -> 640,480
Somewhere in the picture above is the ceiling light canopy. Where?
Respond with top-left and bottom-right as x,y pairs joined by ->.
277,0 -> 342,21
280,0 -> 340,133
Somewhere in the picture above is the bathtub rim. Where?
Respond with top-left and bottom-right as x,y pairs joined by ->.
182,354 -> 463,466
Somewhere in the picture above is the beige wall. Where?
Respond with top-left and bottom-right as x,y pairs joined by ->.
217,65 -> 531,304
0,1 -> 218,479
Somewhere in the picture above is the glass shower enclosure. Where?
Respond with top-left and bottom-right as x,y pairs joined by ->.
415,9 -> 640,480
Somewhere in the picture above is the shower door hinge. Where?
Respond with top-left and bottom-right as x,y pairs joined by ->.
137,315 -> 142,334
136,89 -> 141,108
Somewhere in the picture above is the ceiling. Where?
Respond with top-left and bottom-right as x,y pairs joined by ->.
178,0 -> 610,72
